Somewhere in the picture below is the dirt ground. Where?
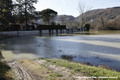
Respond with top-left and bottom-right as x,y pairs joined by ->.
8,59 -> 93,80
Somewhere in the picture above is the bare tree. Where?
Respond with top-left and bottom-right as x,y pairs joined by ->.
101,17 -> 105,28
59,15 -> 66,25
77,2 -> 92,27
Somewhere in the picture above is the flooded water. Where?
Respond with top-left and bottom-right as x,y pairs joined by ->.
0,30 -> 120,71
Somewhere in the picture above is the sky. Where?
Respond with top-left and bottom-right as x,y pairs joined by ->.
34,0 -> 120,17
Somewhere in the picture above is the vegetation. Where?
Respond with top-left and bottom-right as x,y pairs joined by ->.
40,8 -> 57,25
13,0 -> 37,29
0,0 -> 14,30
0,0 -> 38,31
0,61 -> 16,79
83,23 -> 91,31
45,59 -> 120,80
19,59 -> 65,80
76,7 -> 120,30
0,57 -> 120,80
0,35 -> 11,40
0,0 -> 120,31
77,1 -> 92,27
56,15 -> 75,26
0,52 -> 16,79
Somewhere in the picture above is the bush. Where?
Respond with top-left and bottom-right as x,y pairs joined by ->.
84,23 -> 91,31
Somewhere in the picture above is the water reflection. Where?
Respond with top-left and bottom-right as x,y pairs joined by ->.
61,55 -> 73,61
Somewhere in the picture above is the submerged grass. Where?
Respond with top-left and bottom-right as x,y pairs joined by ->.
0,35 -> 11,40
44,59 -> 120,80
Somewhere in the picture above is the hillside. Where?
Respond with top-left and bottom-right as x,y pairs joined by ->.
76,7 -> 120,30
36,15 -> 75,25
56,15 -> 75,21
77,7 -> 120,21
55,15 -> 75,25
36,7 -> 120,30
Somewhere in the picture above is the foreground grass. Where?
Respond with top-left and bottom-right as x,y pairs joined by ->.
0,61 -> 16,80
20,59 -> 64,80
1,58 -> 120,80
44,58 -> 120,80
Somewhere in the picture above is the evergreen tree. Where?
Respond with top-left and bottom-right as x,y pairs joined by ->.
0,0 -> 13,30
13,0 -> 37,30
40,8 -> 57,25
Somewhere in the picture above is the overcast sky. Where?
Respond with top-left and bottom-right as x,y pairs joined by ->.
34,0 -> 120,17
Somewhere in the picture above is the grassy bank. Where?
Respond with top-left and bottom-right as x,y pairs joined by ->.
20,59 -> 65,80
1,58 -> 120,80
44,58 -> 120,80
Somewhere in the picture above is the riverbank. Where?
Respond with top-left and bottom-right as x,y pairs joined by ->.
1,58 -> 120,80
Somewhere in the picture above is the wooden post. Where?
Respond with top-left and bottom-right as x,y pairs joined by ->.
51,30 -> 54,35
60,29 -> 62,34
63,29 -> 65,33
66,29 -> 69,33
71,29 -> 73,33
17,31 -> 19,37
39,30 -> 42,36
49,30 -> 51,36
66,29 -> 67,33
56,29 -> 58,35
62,29 -> 64,33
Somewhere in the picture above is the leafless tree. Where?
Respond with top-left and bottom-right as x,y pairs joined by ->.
77,2 -> 92,27
59,15 -> 66,25
101,17 -> 105,28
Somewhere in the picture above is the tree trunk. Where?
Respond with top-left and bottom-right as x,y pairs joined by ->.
25,0 -> 28,30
